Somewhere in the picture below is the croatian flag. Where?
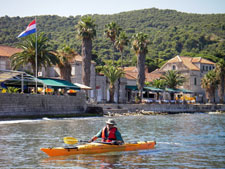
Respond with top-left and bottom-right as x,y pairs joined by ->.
18,20 -> 36,38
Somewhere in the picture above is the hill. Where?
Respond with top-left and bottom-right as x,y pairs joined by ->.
0,8 -> 225,70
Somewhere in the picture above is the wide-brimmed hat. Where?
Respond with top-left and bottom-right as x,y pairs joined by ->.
106,119 -> 116,125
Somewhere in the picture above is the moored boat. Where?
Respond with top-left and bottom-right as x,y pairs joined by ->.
40,141 -> 156,157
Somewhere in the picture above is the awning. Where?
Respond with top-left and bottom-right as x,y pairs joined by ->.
165,88 -> 180,93
0,70 -> 44,87
176,88 -> 194,93
127,85 -> 164,92
144,86 -> 164,92
38,78 -> 80,90
126,85 -> 138,90
165,88 -> 194,93
0,70 -> 20,82
73,83 -> 92,90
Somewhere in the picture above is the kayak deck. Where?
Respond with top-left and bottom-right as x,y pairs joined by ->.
40,141 -> 156,157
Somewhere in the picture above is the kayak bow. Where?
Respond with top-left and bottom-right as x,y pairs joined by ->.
40,141 -> 156,157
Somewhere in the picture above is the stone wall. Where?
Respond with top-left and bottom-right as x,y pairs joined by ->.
0,92 -> 87,119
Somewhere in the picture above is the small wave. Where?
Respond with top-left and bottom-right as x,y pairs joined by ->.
42,117 -> 51,120
157,142 -> 183,146
0,119 -> 41,125
208,111 -> 222,114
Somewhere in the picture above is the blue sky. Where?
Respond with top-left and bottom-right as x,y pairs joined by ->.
1,0 -> 225,17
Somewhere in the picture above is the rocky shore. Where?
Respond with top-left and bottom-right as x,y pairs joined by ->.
103,109 -> 225,117
104,110 -> 177,116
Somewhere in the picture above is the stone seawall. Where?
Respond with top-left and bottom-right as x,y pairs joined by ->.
0,93 -> 87,119
99,103 -> 225,114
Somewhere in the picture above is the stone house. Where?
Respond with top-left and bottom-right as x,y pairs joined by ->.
149,55 -> 216,102
0,45 -> 22,70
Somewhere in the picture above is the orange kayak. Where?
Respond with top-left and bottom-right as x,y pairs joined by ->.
40,141 -> 156,157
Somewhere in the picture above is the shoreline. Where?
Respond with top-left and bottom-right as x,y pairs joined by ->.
103,110 -> 225,117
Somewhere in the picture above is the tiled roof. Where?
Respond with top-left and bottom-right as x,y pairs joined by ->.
0,45 -> 96,64
123,66 -> 138,72
123,67 -> 138,80
163,55 -> 215,71
123,66 -> 161,82
0,45 -> 23,57
146,69 -> 163,82
70,54 -> 96,64
192,57 -> 215,64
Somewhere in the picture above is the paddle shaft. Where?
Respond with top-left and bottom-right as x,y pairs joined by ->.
80,140 -> 119,145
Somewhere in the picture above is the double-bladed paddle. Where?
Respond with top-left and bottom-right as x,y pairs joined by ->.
63,137 -> 117,145
63,137 -> 89,145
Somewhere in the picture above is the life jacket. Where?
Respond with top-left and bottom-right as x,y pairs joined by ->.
101,126 -> 117,142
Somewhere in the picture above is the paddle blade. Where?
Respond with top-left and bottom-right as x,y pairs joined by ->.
64,137 -> 78,145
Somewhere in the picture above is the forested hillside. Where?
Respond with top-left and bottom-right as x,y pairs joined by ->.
1,8 -> 225,71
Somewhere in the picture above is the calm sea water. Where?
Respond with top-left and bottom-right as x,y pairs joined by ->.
0,114 -> 224,168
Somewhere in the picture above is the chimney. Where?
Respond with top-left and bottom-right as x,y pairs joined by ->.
145,66 -> 148,74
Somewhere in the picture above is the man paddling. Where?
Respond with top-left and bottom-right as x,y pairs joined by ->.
89,119 -> 124,145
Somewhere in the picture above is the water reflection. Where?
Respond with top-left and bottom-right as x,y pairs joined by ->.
41,150 -> 157,169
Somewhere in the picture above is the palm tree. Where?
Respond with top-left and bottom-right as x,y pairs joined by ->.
114,31 -> 129,103
131,32 -> 149,101
148,78 -> 166,100
115,31 -> 129,68
149,78 -> 166,89
102,66 -> 124,103
215,59 -> 225,103
201,70 -> 219,103
104,22 -> 122,64
161,70 -> 185,100
11,33 -> 58,77
56,46 -> 77,82
76,15 -> 96,86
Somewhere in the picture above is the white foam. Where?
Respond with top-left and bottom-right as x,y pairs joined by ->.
157,142 -> 183,146
0,119 -> 41,125
42,117 -> 51,120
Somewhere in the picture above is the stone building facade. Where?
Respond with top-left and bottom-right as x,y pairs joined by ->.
154,55 -> 216,102
0,45 -> 22,70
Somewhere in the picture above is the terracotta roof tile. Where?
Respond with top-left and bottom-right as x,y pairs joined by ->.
164,55 -> 215,71
192,57 -> 215,65
191,57 -> 201,62
0,45 -> 23,57
70,54 -> 96,64
123,66 -> 161,82
123,66 -> 138,72
123,67 -> 138,80
124,73 -> 137,80
146,69 -> 163,82
181,56 -> 199,71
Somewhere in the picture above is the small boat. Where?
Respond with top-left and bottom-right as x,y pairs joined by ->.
40,141 -> 156,157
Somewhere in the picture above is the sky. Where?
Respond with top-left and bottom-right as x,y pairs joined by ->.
1,0 -> 225,17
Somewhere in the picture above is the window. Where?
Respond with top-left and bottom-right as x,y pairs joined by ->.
194,77 -> 197,85
0,60 -> 6,70
206,66 -> 208,71
172,65 -> 176,70
202,65 -> 205,71
71,66 -> 75,76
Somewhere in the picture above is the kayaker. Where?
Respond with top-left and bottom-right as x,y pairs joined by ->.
89,119 -> 124,145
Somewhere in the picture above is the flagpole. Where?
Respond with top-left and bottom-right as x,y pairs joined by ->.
35,16 -> 38,93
